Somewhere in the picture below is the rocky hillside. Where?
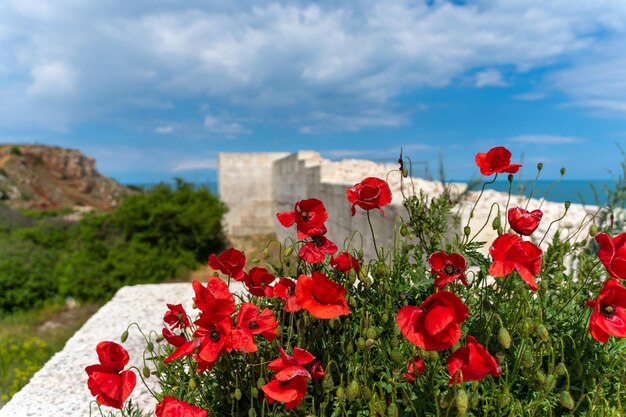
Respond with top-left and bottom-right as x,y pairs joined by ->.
0,145 -> 128,211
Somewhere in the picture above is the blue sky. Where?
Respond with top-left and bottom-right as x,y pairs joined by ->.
0,0 -> 625,183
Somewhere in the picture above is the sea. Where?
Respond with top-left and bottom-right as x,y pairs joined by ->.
123,179 -> 618,207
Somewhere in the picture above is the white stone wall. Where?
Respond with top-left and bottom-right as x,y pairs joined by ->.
219,152 -> 289,236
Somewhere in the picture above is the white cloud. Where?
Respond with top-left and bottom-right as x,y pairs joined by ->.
323,143 -> 432,160
1,0 -> 626,129
509,134 -> 582,144
475,69 -> 508,88
203,115 -> 249,136
154,125 -> 174,134
27,62 -> 76,97
513,92 -> 546,101
171,159 -> 217,171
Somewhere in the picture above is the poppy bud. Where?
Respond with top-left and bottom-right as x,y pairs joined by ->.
262,248 -> 270,259
375,262 -> 388,278
248,409 -> 257,417
535,371 -> 546,386
323,375 -> 334,392
387,403 -> 399,417
382,312 -> 389,323
555,362 -> 567,377
234,388 -> 242,401
356,337 -> 365,350
559,391 -> 575,410
535,324 -> 549,342
283,246 -> 293,257
366,327 -> 377,340
147,342 -> 154,352
345,342 -> 354,355
331,318 -> 341,330
365,338 -> 376,348
390,337 -> 399,348
560,167 -> 566,176
142,367 -> 150,378
120,330 -> 129,343
544,374 -> 556,392
362,276 -> 372,289
492,215 -> 501,230
257,377 -> 265,390
156,334 -> 164,343
189,377 -> 196,389
213,271 -> 220,277
495,351 -> 506,364
403,168 -> 409,178
564,201 -> 571,210
362,386 -> 372,400
521,350 -> 534,368
346,380 -> 360,400
497,392 -> 510,408
508,174 -> 514,183
464,226 -> 471,236
336,386 -> 345,402
400,224 -> 408,237
497,327 -> 511,349
537,162 -> 543,171
390,349 -> 403,364
589,224 -> 597,236
455,389 -> 469,416
347,270 -> 357,285
497,226 -> 503,235
251,387 -> 258,398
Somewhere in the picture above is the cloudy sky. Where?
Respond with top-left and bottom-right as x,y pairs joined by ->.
1,0 -> 625,183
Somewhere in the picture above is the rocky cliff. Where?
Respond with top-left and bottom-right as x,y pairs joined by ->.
0,145 -> 128,211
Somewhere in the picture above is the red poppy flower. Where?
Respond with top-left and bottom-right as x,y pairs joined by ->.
508,208 -> 543,236
586,279 -> 626,343
262,375 -> 309,410
489,234 -> 542,291
156,396 -> 207,417
298,234 -> 338,264
330,252 -> 361,273
263,346 -> 315,410
85,342 -> 136,409
192,277 -> 236,323
429,252 -> 468,289
244,267 -> 276,297
277,198 -> 328,239
163,303 -> 190,330
401,355 -> 425,383
267,346 -> 316,372
396,291 -> 469,351
274,278 -> 301,312
596,233 -> 626,279
475,146 -> 522,176
163,339 -> 200,364
235,302 -> 278,342
346,177 -> 392,216
310,360 -> 325,380
162,328 -> 186,347
447,336 -> 501,384
194,316 -> 234,363
296,271 -> 350,319
208,248 -> 246,281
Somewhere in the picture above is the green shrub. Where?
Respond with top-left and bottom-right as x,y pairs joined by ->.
8,146 -> 21,156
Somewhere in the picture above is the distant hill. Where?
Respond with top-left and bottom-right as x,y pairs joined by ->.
0,145 -> 128,211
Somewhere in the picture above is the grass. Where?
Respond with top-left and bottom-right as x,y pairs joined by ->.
0,302 -> 100,405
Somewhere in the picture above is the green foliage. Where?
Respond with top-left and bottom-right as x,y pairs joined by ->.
8,146 -> 21,156
0,180 -> 226,313
0,336 -> 51,403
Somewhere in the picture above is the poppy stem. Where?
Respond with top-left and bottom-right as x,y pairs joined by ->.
464,174 -> 498,244
366,211 -> 380,260
129,366 -> 158,399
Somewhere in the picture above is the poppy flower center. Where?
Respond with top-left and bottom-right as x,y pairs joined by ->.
209,330 -> 220,342
300,211 -> 309,221
248,321 -> 259,330
444,264 -> 455,275
311,235 -> 323,245
602,305 -> 616,318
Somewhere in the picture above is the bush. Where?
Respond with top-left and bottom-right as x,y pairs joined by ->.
8,146 -> 21,156
104,147 -> 626,417
0,180 -> 226,313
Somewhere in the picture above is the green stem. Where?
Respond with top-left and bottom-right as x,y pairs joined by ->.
367,211 -> 380,260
